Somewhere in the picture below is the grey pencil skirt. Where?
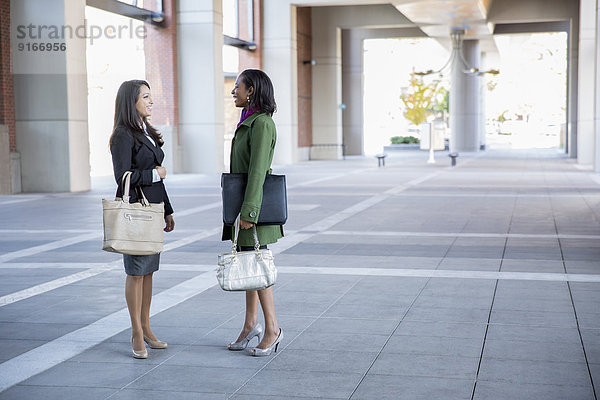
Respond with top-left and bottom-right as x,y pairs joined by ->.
123,254 -> 160,276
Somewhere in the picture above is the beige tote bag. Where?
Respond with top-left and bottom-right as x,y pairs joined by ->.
102,171 -> 164,255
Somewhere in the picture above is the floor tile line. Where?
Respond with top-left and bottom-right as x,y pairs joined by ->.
549,187 -> 596,398
104,304 -> 244,399
0,263 -> 119,307
2,151 -> 598,398
560,245 -> 599,399
0,165 -> 446,311
349,229 -> 460,399
162,228 -> 222,251
347,272 -> 432,399
394,193 -> 600,198
227,278 -> 365,399
0,211 -> 219,266
468,192 -> 512,400
104,280 -> 296,399
0,197 -> 43,206
288,166 -> 372,189
276,266 -> 600,283
0,229 -> 101,234
0,270 -> 218,393
580,188 -> 600,225
0,262 -> 116,269
273,168 -> 448,254
0,232 -> 102,263
0,229 -> 222,308
589,174 -> 600,186
6,263 -> 591,283
471,267 -> 502,399
173,202 -> 221,217
288,191 -> 600,198
321,230 -> 600,240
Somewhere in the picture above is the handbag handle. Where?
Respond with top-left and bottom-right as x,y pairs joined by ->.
121,171 -> 151,206
121,171 -> 132,202
232,214 -> 260,254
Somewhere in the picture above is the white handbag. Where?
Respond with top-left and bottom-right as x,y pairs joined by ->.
102,171 -> 164,255
217,216 -> 277,291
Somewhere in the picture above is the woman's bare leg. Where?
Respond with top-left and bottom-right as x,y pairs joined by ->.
125,275 -> 145,351
140,272 -> 156,340
234,290 -> 259,342
256,286 -> 280,349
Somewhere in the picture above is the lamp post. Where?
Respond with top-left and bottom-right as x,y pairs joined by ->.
415,29 -> 499,157
427,121 -> 435,164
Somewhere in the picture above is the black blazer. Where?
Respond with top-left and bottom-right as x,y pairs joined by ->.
110,125 -> 173,215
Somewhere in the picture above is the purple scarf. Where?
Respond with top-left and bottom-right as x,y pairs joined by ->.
237,108 -> 257,128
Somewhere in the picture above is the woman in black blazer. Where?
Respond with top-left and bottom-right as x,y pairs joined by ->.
109,80 -> 174,359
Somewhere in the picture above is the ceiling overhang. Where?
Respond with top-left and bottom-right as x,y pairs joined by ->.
392,0 -> 498,57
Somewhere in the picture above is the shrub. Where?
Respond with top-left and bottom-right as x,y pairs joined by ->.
391,136 -> 420,144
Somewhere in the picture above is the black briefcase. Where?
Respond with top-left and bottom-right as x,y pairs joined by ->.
221,173 -> 288,226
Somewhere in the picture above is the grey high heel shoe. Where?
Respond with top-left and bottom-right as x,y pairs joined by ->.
249,328 -> 283,357
228,323 -> 264,351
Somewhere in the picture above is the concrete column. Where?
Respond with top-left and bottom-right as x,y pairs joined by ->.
311,9 -> 343,159
11,0 -> 90,192
342,27 -> 425,157
595,0 -> 600,172
450,39 -> 480,153
568,18 -> 579,158
479,52 -> 487,150
177,0 -> 224,173
262,2 -> 298,165
342,29 -> 363,156
577,0 -> 596,167
263,3 -> 413,162
0,125 -> 10,194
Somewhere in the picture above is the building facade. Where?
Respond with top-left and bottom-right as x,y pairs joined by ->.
0,0 -> 598,193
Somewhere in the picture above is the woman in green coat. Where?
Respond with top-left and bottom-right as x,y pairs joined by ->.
223,69 -> 283,356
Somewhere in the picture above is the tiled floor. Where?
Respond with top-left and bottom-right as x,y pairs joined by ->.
0,148 -> 598,399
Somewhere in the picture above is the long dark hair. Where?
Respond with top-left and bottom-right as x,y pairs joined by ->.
109,80 -> 164,147
240,69 -> 277,116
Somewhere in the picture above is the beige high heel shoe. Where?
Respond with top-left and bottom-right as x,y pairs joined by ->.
132,336 -> 148,359
144,335 -> 168,349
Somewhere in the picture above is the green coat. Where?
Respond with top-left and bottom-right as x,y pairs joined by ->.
222,112 -> 284,247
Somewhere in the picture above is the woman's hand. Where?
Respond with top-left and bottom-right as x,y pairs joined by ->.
240,219 -> 254,230
156,166 -> 167,179
164,214 -> 175,232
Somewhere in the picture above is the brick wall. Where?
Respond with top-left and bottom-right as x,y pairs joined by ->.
144,0 -> 178,141
297,7 -> 312,147
0,0 -> 15,152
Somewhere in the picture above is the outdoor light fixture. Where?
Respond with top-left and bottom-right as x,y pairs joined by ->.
87,0 -> 165,26
303,60 -> 316,65
224,35 -> 257,51
415,29 -> 500,77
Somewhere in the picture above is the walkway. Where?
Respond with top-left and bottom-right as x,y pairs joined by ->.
0,148 -> 598,399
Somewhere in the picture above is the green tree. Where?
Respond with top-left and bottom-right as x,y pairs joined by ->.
431,86 -> 449,113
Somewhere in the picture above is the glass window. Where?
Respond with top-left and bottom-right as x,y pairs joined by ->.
115,1 -> 159,12
223,0 -> 253,42
223,0 -> 239,38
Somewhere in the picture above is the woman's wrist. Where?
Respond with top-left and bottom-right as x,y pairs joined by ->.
151,168 -> 161,182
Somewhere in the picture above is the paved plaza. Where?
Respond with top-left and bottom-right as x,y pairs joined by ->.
0,148 -> 599,399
